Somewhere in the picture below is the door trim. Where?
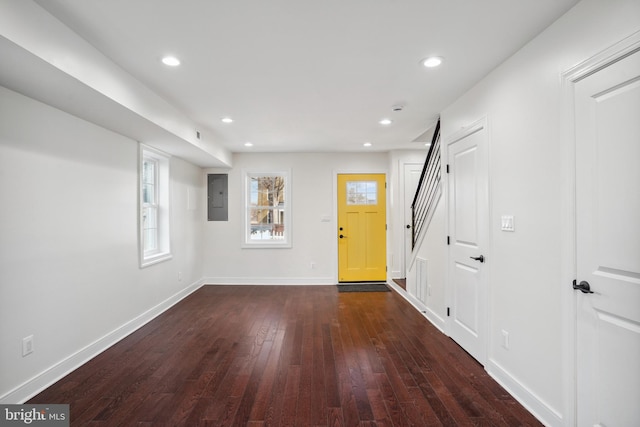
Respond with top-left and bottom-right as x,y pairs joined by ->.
400,161 -> 426,273
560,30 -> 640,427
444,116 -> 491,361
332,168 -> 388,284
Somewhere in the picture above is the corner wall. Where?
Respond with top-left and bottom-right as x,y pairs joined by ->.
438,0 -> 640,424
0,86 -> 205,403
201,152 -> 388,284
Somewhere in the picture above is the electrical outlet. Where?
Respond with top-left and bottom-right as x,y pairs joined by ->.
22,335 -> 34,357
310,262 -> 316,270
178,271 -> 183,281
501,330 -> 510,350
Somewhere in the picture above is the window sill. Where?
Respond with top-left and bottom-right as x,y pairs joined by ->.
241,242 -> 292,249
140,252 -> 173,268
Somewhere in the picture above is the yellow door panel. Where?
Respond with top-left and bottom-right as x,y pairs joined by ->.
338,174 -> 386,282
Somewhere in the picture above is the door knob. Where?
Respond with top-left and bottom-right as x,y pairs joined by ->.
573,280 -> 594,294
406,224 -> 411,229
339,234 -> 345,239
470,255 -> 485,263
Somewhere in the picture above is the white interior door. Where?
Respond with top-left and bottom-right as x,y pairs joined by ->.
404,162 -> 424,272
447,120 -> 489,364
575,48 -> 640,426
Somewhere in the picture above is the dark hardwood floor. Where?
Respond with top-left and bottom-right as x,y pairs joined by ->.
29,285 -> 542,426
391,279 -> 406,291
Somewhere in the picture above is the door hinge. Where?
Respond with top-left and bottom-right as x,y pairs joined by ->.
447,236 -> 450,245
447,307 -> 450,317
446,164 -> 450,174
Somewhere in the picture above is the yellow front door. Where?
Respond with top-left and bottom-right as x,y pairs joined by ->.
337,174 -> 386,282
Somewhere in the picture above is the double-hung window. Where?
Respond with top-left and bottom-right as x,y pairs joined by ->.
139,144 -> 171,266
243,170 -> 291,248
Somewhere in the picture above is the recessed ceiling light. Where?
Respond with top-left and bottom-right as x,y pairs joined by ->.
244,142 -> 253,147
221,117 -> 233,124
161,56 -> 180,66
363,142 -> 372,147
379,118 -> 393,125
422,56 -> 443,68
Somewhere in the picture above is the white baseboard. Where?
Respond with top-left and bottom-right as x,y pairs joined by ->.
386,281 -> 447,335
202,276 -> 335,285
0,279 -> 205,404
389,279 -> 559,426
487,359 -> 563,427
423,306 -> 447,334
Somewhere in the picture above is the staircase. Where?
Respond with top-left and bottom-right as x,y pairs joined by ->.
411,119 -> 442,251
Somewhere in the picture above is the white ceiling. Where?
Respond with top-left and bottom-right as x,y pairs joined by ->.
32,0 -> 579,153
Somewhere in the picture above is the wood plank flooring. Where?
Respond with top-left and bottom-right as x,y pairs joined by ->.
391,279 -> 406,291
29,285 -> 542,426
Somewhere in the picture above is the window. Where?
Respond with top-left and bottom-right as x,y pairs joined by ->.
243,170 -> 291,248
346,180 -> 378,205
139,145 -> 171,267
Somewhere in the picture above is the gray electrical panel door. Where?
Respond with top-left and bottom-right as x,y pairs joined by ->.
207,174 -> 228,221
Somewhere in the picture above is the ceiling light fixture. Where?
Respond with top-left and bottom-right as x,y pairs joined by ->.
363,142 -> 372,147
422,56 -> 443,68
161,56 -> 181,66
379,118 -> 393,125
221,117 -> 233,124
244,142 -> 253,147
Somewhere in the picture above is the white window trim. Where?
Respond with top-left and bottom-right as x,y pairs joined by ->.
139,144 -> 172,267
242,169 -> 292,248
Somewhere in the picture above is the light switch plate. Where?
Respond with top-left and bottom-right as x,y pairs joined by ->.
501,215 -> 515,232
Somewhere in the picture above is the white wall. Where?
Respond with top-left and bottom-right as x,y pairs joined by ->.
386,146 -> 449,332
0,86 -> 205,403
405,200 -> 447,331
202,152 -> 388,284
432,0 -> 640,424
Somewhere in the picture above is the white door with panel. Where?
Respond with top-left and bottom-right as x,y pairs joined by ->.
447,120 -> 489,364
404,162 -> 424,272
574,47 -> 640,426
